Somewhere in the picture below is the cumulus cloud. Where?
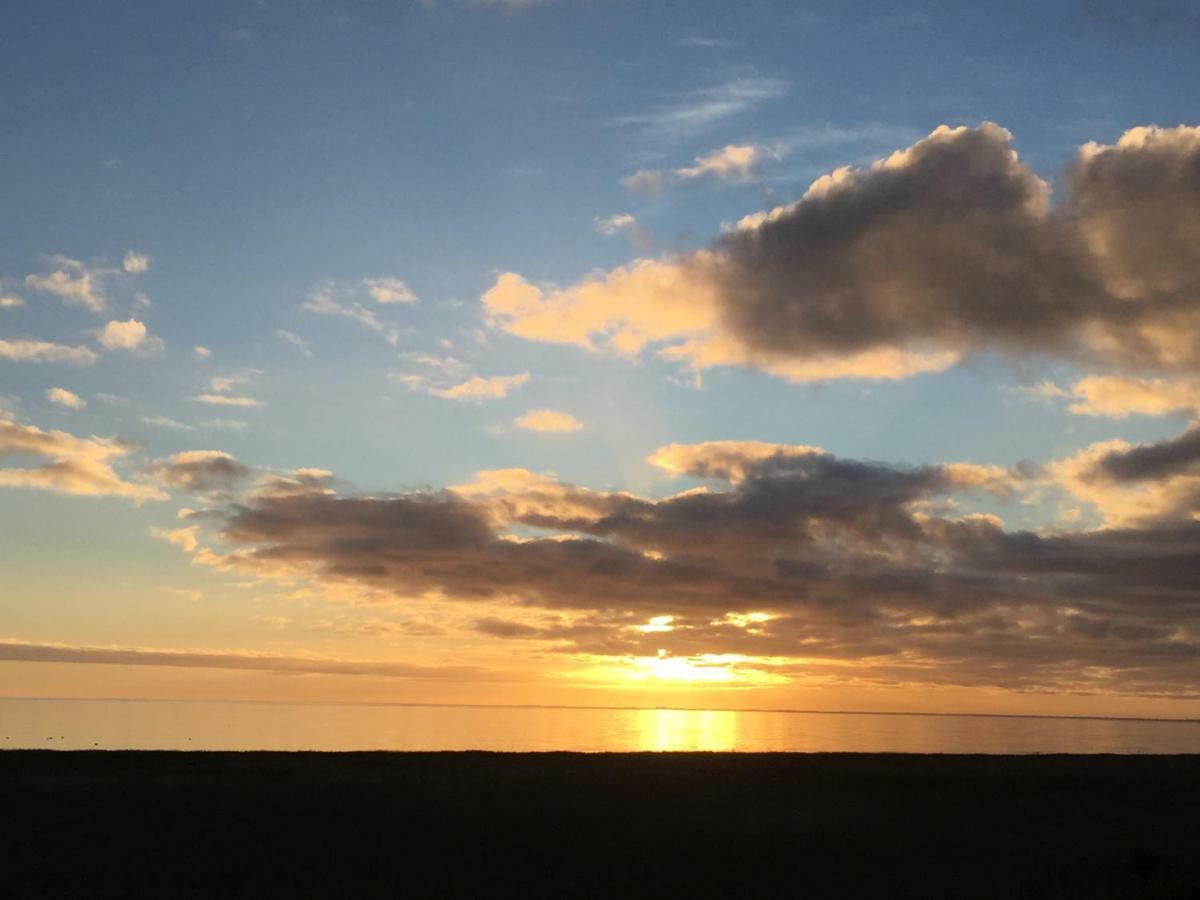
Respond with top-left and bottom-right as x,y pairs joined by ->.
0,338 -> 98,365
0,417 -> 165,502
146,450 -> 252,494
45,387 -> 85,410
515,409 -> 584,432
489,122 -> 1200,383
24,256 -> 107,313
0,295 -> 25,309
150,435 -> 1200,697
193,346 -> 212,359
122,250 -> 150,273
675,143 -> 780,181
622,143 -> 782,197
1051,427 -> 1200,527
1068,375 -> 1200,418
97,318 -> 163,354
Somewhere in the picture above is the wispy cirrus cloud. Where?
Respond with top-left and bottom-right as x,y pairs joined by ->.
0,338 -> 98,365
616,75 -> 789,145
393,371 -> 530,400
195,394 -> 263,408
276,329 -> 313,357
0,639 -> 523,681
302,278 -> 418,342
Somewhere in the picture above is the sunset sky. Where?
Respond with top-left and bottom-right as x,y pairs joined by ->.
3,0 -> 1200,717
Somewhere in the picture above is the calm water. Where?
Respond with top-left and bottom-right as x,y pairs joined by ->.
2,698 -> 1199,753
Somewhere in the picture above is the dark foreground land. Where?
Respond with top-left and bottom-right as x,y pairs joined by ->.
3,752 -> 1199,898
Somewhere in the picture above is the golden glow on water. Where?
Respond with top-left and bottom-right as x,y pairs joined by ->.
4,698 -> 1199,753
636,707 -> 738,751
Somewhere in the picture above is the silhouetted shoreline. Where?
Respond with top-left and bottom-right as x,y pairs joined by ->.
4,751 -> 1199,897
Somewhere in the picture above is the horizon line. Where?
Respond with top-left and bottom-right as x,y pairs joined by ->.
3,695 -> 1198,725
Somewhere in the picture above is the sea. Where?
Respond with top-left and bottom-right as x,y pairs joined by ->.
3,698 -> 1199,753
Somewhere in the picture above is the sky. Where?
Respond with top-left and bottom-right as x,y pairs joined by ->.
3,0 -> 1200,717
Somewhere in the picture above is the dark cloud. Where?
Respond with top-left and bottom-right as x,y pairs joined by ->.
148,451 -> 252,494
179,438 -> 1200,697
487,122 -> 1200,383
714,124 -> 1102,363
713,123 -> 1200,374
1094,426 -> 1200,482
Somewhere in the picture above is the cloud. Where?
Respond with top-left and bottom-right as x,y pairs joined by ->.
0,295 -> 25,309
207,369 -> 262,395
396,372 -> 530,400
488,122 -> 1200,383
45,387 -> 85,410
674,143 -> 779,181
363,277 -> 418,304
167,438 -> 1200,696
1068,375 -> 1200,418
647,440 -> 827,483
0,639 -> 519,681
194,394 -> 263,407
621,169 -> 665,196
1003,380 -> 1071,404
276,329 -> 313,357
146,450 -> 252,494
97,318 -> 163,354
303,282 -> 390,336
617,76 -> 788,143
142,415 -> 195,431
594,213 -> 638,236
122,250 -> 150,274
0,338 -> 98,365
515,409 -> 584,432
399,352 -> 469,378
622,143 -> 783,196
1051,428 -> 1200,527
193,346 -> 212,359
204,418 -> 250,431
303,280 -> 413,341
24,256 -> 107,313
0,417 -> 165,502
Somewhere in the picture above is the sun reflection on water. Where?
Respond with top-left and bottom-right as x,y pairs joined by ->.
635,707 -> 739,752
